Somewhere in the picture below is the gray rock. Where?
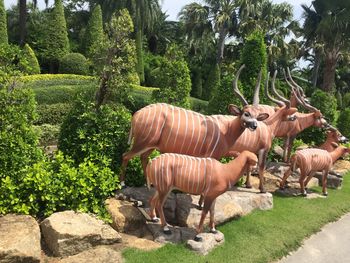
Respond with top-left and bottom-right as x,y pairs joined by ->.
314,172 -> 343,189
0,214 -> 41,263
105,198 -> 145,233
187,231 -> 224,255
41,211 -> 121,257
58,246 -> 123,263
146,222 -> 196,244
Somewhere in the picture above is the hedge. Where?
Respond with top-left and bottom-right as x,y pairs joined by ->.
19,74 -> 95,85
35,103 -> 72,125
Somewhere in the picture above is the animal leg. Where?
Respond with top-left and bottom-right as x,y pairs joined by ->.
322,169 -> 329,196
148,191 -> 159,222
140,149 -> 154,177
195,198 -> 212,242
299,172 -> 307,196
198,195 -> 204,210
209,200 -> 217,234
304,171 -> 316,189
155,190 -> 172,235
283,137 -> 290,163
258,149 -> 267,193
244,170 -> 252,189
279,167 -> 292,189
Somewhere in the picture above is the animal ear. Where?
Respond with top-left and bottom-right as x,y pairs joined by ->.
257,113 -> 269,121
331,142 -> 339,148
314,110 -> 321,117
228,104 -> 242,116
286,107 -> 297,115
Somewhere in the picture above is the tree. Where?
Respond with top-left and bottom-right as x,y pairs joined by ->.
41,0 -> 69,73
21,43 -> 40,74
302,0 -> 350,92
83,4 -> 103,58
0,0 -> 7,45
239,30 -> 267,101
179,0 -> 237,65
19,0 -> 26,46
94,9 -> 137,109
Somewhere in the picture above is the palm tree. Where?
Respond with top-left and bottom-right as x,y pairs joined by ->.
19,0 -> 26,46
302,0 -> 350,92
179,0 -> 238,64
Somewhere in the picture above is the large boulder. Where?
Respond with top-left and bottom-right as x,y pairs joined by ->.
0,215 -> 41,263
106,199 -> 145,233
332,160 -> 350,175
41,211 -> 121,257
314,172 -> 343,189
58,246 -> 123,263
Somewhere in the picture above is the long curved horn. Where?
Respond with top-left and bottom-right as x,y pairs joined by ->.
253,69 -> 263,106
326,125 -> 337,132
265,71 -> 284,107
287,68 -> 306,97
271,71 -> 290,108
233,64 -> 248,106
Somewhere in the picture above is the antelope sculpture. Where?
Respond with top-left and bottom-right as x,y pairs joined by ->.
318,126 -> 348,151
120,65 -> 296,187
221,72 -> 297,193
146,151 -> 258,240
279,144 -> 350,196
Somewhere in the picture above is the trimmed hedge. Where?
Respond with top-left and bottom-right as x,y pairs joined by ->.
59,53 -> 89,75
34,124 -> 60,146
35,103 -> 72,125
19,74 -> 95,85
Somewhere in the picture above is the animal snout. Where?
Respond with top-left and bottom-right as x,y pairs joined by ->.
340,136 -> 349,143
247,121 -> 258,131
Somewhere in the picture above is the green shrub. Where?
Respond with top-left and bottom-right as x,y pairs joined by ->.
239,30 -> 267,102
207,74 -> 241,114
19,74 -> 96,85
343,92 -> 350,108
191,69 -> 203,98
152,45 -> 191,108
21,44 -> 40,75
58,98 -> 132,174
34,124 -> 60,146
35,103 -> 72,125
0,152 -> 117,220
202,63 -> 220,100
189,97 -> 208,114
0,0 -> 7,45
337,108 -> 350,139
144,52 -> 164,87
0,86 -> 43,177
59,53 -> 89,75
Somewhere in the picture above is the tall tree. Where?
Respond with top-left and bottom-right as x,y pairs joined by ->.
0,0 -> 8,45
302,0 -> 350,92
42,0 -> 69,73
19,0 -> 26,46
83,4 -> 103,58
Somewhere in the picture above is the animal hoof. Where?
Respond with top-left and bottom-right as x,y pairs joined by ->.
163,229 -> 172,235
133,200 -> 143,207
302,192 -> 307,197
194,236 -> 202,242
210,229 -> 218,234
151,217 -> 160,223
245,184 -> 252,189
197,204 -> 203,210
323,192 -> 328,196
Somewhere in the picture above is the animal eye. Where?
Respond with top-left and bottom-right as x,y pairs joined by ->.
244,112 -> 250,117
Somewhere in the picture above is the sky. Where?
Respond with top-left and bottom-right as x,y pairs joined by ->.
4,0 -> 312,22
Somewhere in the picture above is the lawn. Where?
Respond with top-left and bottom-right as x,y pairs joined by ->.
123,172 -> 350,263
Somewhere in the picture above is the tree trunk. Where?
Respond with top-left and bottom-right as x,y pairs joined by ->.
216,27 -> 227,64
322,49 -> 338,93
19,0 -> 27,46
135,6 -> 144,84
311,49 -> 322,88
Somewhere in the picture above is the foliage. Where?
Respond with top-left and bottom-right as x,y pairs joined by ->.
59,53 -> 89,75
35,103 -> 72,125
152,45 -> 191,108
94,9 -> 137,108
22,44 -> 41,75
41,0 -> 70,72
342,92 -> 350,108
58,98 -> 131,174
0,0 -> 7,45
0,152 -> 117,220
337,108 -> 350,139
191,68 -> 203,98
19,73 -> 95,84
240,30 -> 267,102
144,52 -> 165,87
202,63 -> 220,101
34,124 -> 60,146
207,74 -> 240,114
83,5 -> 104,59
0,85 -> 43,184
189,97 -> 208,114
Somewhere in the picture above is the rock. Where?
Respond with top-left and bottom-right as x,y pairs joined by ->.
119,232 -> 162,251
273,145 -> 284,158
0,214 -> 41,263
332,160 -> 350,175
120,187 -> 177,224
58,246 -> 123,263
175,193 -> 243,228
314,172 -> 343,189
146,222 -> 196,244
275,188 -> 326,199
106,198 -> 145,233
41,211 -> 121,257
187,231 -> 224,255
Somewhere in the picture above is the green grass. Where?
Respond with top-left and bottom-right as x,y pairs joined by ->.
123,172 -> 350,263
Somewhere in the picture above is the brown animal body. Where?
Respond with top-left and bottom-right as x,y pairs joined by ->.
146,151 -> 258,239
120,66 -> 274,186
280,145 -> 350,196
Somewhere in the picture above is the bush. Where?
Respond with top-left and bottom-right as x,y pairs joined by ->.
0,0 -> 7,45
34,124 -> 60,146
342,92 -> 350,108
35,103 -> 71,125
337,108 -> 350,139
202,63 -> 220,100
190,97 -> 208,114
21,44 -> 40,75
59,53 -> 89,75
0,152 -> 117,220
0,86 -> 43,178
20,74 -> 96,85
207,74 -> 241,114
58,98 -> 132,174
152,45 -> 191,108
